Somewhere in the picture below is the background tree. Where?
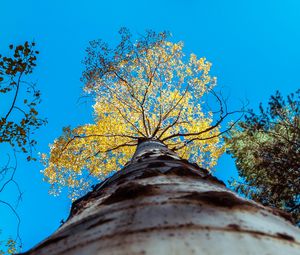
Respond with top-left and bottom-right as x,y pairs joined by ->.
0,42 -> 46,254
225,90 -> 300,225
41,29 -> 239,199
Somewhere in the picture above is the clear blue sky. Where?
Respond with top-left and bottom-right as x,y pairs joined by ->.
1,0 -> 299,252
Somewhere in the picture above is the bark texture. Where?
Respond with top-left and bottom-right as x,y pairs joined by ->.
22,140 -> 300,254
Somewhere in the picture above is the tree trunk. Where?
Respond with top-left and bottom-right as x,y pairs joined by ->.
21,139 -> 300,254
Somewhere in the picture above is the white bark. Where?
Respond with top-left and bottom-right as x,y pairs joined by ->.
22,139 -> 300,255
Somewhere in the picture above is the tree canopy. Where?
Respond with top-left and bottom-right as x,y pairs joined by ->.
226,90 -> 300,225
42,29 -> 235,199
0,42 -> 45,158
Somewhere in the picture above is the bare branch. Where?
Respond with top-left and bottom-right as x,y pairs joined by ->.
86,140 -> 137,160
174,114 -> 243,151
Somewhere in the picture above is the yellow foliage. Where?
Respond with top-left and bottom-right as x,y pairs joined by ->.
42,33 -> 224,199
0,238 -> 17,255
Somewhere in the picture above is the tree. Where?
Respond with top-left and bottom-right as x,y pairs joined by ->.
225,90 -> 300,225
41,29 -> 238,200
25,30 -> 300,254
0,42 -> 46,254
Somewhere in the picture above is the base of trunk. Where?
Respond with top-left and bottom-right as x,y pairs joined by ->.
21,140 -> 300,255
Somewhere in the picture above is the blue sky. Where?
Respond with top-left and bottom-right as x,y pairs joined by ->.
1,0 -> 300,252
